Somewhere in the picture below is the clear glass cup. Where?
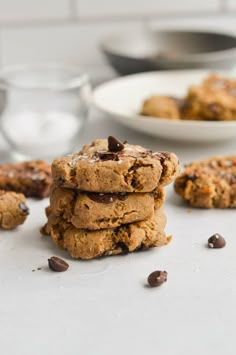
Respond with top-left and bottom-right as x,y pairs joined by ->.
0,65 -> 91,161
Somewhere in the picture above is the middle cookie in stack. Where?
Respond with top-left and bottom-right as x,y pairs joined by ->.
44,136 -> 179,259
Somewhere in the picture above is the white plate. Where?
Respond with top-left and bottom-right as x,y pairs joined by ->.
93,69 -> 236,142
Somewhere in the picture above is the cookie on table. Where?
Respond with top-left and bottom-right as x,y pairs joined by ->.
49,184 -> 165,230
0,160 -> 52,198
141,95 -> 181,119
181,74 -> 236,121
52,136 -> 179,192
43,208 -> 167,260
0,190 -> 29,229
174,155 -> 236,208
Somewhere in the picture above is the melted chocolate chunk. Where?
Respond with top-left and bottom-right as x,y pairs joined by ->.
87,192 -> 128,204
108,136 -> 124,152
116,242 -> 129,255
96,152 -> 119,161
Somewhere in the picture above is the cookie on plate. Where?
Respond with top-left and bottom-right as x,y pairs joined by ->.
182,74 -> 236,121
141,95 -> 181,119
174,155 -> 236,208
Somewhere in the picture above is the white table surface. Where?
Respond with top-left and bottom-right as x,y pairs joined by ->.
1,109 -> 236,355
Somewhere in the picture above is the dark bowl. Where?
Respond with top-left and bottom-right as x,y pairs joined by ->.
101,29 -> 236,75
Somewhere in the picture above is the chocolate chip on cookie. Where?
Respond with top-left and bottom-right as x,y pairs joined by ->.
96,151 -> 119,161
208,233 -> 226,249
108,136 -> 124,152
18,202 -> 30,215
48,256 -> 69,272
147,270 -> 168,287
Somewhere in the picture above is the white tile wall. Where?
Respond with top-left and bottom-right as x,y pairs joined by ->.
76,0 -> 221,18
149,14 -> 236,35
0,0 -> 233,80
0,0 -> 70,23
0,21 -> 144,80
225,0 -> 236,10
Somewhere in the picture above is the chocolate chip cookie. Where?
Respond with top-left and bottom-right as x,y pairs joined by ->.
182,74 -> 236,121
0,160 -> 52,198
49,184 -> 165,230
52,138 -> 179,192
44,208 -> 167,260
0,190 -> 29,229
174,155 -> 236,208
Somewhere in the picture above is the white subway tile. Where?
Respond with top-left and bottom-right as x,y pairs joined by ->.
148,14 -> 236,34
0,0 -> 70,22
0,21 -> 143,78
76,0 -> 220,18
225,0 -> 236,10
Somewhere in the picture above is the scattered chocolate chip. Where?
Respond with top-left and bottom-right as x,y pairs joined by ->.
147,270 -> 168,287
37,267 -> 42,270
97,152 -> 119,161
48,256 -> 69,272
208,233 -> 226,249
123,140 -> 128,144
32,270 -> 35,272
108,136 -> 124,152
18,202 -> 30,215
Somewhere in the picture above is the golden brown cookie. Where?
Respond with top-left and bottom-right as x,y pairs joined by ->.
182,74 -> 236,121
141,95 -> 181,119
52,138 -> 179,192
44,208 -> 167,260
0,190 -> 29,229
49,184 -> 165,230
174,155 -> 236,208
0,160 -> 52,198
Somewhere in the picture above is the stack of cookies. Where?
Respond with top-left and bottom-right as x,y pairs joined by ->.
43,136 -> 179,259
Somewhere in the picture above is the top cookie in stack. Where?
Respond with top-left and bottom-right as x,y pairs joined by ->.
52,136 -> 179,192
44,137 -> 179,259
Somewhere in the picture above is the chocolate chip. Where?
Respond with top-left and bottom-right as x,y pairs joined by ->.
87,192 -> 128,204
116,242 -> 129,255
18,202 -> 30,215
123,140 -> 128,144
208,233 -> 226,249
48,256 -> 69,272
147,270 -> 168,287
97,152 -> 119,161
108,136 -> 124,152
186,173 -> 198,181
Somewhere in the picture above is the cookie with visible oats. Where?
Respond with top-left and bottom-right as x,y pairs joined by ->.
52,137 -> 179,193
0,160 -> 52,198
174,155 -> 236,208
181,74 -> 236,121
43,208 -> 168,260
0,190 -> 29,229
48,184 -> 165,230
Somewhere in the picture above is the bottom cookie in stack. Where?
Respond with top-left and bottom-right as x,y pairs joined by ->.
43,208 -> 168,260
